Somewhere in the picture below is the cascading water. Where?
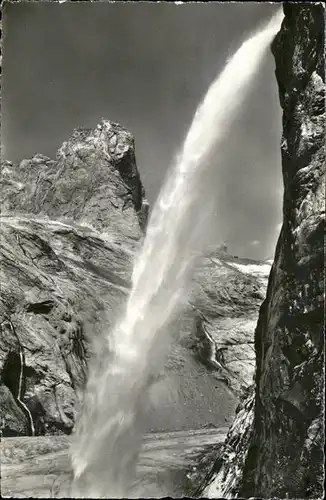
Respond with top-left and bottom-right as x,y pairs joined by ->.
70,10 -> 283,498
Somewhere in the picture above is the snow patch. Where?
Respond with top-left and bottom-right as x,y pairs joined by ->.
226,261 -> 272,277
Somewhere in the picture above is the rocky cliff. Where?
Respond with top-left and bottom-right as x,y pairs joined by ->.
203,4 -> 325,498
0,120 -> 148,435
0,118 -> 269,436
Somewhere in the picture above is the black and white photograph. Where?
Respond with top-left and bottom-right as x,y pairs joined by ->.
0,1 -> 324,498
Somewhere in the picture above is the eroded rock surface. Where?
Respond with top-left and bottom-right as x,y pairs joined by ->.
143,253 -> 270,431
0,216 -> 134,435
182,255 -> 270,395
203,4 -> 325,498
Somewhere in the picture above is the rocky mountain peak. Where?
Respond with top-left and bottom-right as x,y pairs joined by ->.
1,119 -> 149,242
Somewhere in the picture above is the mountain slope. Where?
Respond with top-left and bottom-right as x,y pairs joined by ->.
143,252 -> 271,431
0,120 -> 147,435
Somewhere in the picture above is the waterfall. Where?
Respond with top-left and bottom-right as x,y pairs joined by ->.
70,10 -> 283,498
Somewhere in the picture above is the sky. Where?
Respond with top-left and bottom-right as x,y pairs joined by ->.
2,1 -> 283,260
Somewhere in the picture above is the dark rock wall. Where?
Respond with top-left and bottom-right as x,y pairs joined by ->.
240,4 -> 325,498
203,4 -> 325,498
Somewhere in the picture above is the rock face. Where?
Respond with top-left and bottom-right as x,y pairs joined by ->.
201,388 -> 255,498
143,254 -> 270,431
0,384 -> 32,436
0,120 -> 147,436
203,4 -> 325,498
183,255 -> 270,396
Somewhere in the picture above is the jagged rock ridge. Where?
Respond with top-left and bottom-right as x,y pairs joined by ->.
1,120 -> 149,239
203,4 -> 325,498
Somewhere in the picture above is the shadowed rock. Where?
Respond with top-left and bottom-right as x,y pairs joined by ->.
203,4 -> 325,498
